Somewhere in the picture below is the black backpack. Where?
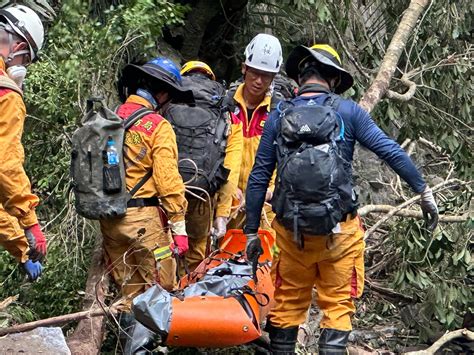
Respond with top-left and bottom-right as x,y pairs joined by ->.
164,74 -> 231,197
271,92 -> 354,243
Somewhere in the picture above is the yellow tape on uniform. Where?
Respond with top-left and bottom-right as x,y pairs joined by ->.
153,245 -> 172,261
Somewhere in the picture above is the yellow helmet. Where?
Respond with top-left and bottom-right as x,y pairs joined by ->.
310,44 -> 342,65
180,60 -> 216,81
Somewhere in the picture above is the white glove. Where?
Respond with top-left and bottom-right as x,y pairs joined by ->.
265,189 -> 273,202
169,220 -> 187,236
419,186 -> 439,231
212,217 -> 228,239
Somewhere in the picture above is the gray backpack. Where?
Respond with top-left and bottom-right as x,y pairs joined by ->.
70,98 -> 153,220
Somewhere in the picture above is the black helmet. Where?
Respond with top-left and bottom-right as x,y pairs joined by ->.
118,57 -> 194,103
286,44 -> 354,94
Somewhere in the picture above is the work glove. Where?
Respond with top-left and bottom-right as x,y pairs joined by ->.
212,217 -> 228,239
235,188 -> 245,212
169,220 -> 189,256
21,260 -> 43,282
25,224 -> 47,262
265,189 -> 273,203
420,186 -> 439,232
245,232 -> 263,282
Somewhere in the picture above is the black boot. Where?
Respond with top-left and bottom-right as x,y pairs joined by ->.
318,328 -> 350,355
265,322 -> 298,354
120,314 -> 158,355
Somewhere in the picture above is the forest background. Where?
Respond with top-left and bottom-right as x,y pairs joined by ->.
0,0 -> 472,353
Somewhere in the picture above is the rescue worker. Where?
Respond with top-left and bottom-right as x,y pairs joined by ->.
102,57 -> 192,311
106,57 -> 194,354
244,44 -> 439,354
226,33 -> 282,235
0,5 -> 46,281
179,60 -> 243,271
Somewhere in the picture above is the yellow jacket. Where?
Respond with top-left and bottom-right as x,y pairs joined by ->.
0,58 -> 39,229
117,95 -> 187,223
215,113 -> 243,217
232,83 -> 274,194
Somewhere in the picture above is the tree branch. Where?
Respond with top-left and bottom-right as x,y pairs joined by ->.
364,179 -> 470,238
328,17 -> 371,81
359,204 -> 468,222
404,328 -> 474,355
0,306 -> 117,337
386,75 -> 417,101
359,0 -> 430,112
365,278 -> 415,303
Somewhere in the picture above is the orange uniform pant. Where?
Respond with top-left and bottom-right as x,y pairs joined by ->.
0,204 -> 29,263
269,216 -> 365,331
183,198 -> 212,274
100,206 -> 176,311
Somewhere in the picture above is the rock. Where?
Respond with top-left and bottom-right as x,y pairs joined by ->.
0,327 -> 70,354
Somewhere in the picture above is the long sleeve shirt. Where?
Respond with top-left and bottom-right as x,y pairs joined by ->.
244,93 -> 426,233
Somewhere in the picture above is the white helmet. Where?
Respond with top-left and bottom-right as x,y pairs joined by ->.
0,5 -> 44,59
244,33 -> 282,73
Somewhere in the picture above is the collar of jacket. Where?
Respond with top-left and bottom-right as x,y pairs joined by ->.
125,94 -> 155,110
0,57 -> 23,96
233,83 -> 272,114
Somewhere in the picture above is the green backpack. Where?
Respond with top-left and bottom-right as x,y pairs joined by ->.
70,98 -> 152,220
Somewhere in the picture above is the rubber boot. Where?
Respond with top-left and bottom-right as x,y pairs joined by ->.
265,322 -> 298,354
318,328 -> 350,355
120,314 -> 158,355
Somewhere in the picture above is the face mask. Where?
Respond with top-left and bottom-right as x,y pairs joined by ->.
6,65 -> 27,88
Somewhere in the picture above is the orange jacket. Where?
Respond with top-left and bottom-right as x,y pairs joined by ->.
232,83 -> 274,194
215,113 -> 243,217
0,58 -> 39,229
117,95 -> 187,223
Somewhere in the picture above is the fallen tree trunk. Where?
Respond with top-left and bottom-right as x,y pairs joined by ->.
359,204 -> 468,222
67,241 -> 110,355
359,0 -> 430,112
0,307 -> 115,336
404,328 -> 474,355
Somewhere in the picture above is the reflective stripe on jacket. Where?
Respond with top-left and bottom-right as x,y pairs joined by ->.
117,95 -> 187,223
0,58 -> 38,228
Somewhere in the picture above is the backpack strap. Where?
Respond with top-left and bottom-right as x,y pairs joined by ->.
122,107 -> 155,198
0,75 -> 22,96
123,107 -> 153,129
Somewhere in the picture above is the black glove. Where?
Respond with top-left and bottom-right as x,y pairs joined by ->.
420,186 -> 439,232
245,233 -> 263,282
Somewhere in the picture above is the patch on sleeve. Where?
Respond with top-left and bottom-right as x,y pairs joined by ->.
129,114 -> 162,136
125,131 -> 143,145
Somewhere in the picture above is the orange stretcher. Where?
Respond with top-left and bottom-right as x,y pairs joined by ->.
132,229 -> 275,348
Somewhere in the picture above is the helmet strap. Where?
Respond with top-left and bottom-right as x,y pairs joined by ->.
3,31 -> 30,65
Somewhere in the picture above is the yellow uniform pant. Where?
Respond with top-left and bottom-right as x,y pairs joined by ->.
100,206 -> 176,311
0,204 -> 29,263
183,198 -> 212,274
269,216 -> 365,331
